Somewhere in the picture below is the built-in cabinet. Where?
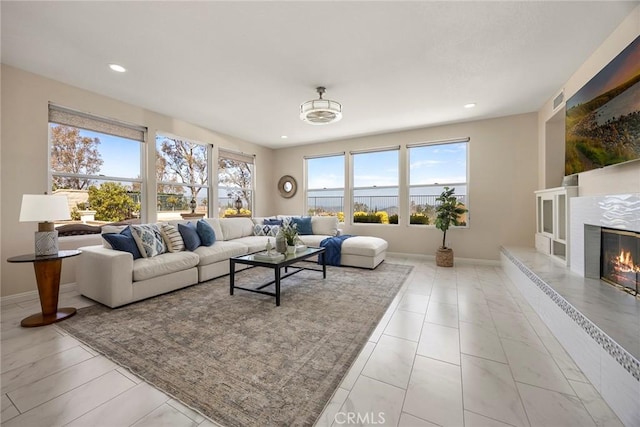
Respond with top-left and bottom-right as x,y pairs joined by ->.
535,186 -> 578,264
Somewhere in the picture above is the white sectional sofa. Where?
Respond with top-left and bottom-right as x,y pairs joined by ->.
77,216 -> 388,308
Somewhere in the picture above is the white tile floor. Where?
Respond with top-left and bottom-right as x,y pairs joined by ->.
0,256 -> 625,427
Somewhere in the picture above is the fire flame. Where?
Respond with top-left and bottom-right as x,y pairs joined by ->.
614,250 -> 640,273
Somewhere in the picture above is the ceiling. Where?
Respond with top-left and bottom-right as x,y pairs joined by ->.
1,1 -> 637,149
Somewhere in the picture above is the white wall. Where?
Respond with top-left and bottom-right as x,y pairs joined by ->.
272,113 -> 539,260
0,65 -> 275,297
538,5 -> 640,195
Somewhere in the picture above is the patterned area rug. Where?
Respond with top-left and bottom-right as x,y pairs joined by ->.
58,262 -> 411,427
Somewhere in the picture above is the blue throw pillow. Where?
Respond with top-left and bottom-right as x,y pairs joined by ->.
103,227 -> 142,259
292,216 -> 313,235
264,218 -> 283,226
178,222 -> 202,251
196,219 -> 216,246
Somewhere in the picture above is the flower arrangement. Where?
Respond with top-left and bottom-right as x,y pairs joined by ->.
281,222 -> 299,246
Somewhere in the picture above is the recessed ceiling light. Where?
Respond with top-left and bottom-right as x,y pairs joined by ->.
280,135 -> 288,139
464,103 -> 476,109
108,64 -> 126,73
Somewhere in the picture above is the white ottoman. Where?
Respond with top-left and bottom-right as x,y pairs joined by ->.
340,236 -> 388,269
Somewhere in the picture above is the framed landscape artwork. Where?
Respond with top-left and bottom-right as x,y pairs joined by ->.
565,35 -> 640,175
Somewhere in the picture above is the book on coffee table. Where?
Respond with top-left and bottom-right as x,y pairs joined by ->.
253,251 -> 285,261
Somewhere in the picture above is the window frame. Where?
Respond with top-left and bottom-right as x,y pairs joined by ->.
305,153 -> 346,220
217,149 -> 255,217
350,146 -> 401,226
48,104 -> 147,223
407,138 -> 470,228
155,133 -> 211,221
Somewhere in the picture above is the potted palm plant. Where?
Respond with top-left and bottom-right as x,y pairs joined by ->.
435,187 -> 467,267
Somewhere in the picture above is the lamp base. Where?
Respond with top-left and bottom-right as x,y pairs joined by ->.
35,230 -> 58,256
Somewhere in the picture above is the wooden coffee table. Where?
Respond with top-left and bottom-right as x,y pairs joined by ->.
229,247 -> 326,306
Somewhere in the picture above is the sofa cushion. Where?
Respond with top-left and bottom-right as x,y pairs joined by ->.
341,236 -> 388,257
132,251 -> 200,281
130,224 -> 167,258
219,218 -> 254,241
253,224 -> 280,237
311,216 -> 339,236
264,218 -> 283,226
178,222 -> 201,251
197,219 -> 216,246
102,227 -> 142,259
161,223 -> 185,252
193,241 -> 248,265
233,236 -> 272,253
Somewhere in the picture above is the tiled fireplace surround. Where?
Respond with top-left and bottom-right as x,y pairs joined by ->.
502,193 -> 640,426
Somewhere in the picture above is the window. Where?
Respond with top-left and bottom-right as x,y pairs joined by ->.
48,104 -> 145,224
156,134 -> 209,221
408,139 -> 468,225
218,150 -> 254,217
306,154 -> 345,221
351,148 -> 399,224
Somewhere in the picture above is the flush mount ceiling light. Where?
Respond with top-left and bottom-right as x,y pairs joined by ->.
300,87 -> 342,125
464,103 -> 476,109
108,63 -> 126,73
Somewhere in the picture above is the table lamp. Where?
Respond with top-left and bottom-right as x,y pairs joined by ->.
19,194 -> 71,256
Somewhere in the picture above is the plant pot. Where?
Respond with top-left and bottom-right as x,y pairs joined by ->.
287,245 -> 296,255
436,247 -> 454,267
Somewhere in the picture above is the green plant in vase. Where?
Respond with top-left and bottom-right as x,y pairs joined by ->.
281,223 -> 299,251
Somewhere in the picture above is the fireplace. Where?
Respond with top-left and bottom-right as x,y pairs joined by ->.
600,227 -> 640,295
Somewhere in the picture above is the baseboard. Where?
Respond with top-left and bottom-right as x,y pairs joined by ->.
1,282 -> 77,306
386,251 -> 500,266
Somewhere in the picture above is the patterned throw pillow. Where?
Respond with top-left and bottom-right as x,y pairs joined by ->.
253,224 -> 280,237
161,223 -> 185,252
130,224 -> 167,258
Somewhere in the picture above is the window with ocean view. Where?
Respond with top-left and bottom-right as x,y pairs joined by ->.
408,140 -> 468,225
306,154 -> 345,221
351,148 -> 399,224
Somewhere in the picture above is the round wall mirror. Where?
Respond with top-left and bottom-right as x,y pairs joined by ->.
278,175 -> 297,198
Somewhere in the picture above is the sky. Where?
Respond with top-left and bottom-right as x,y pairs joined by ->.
63,128 -> 142,179
567,35 -> 640,109
307,142 -> 467,189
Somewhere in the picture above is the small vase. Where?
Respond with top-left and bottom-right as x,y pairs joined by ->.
287,245 -> 296,255
275,229 -> 287,253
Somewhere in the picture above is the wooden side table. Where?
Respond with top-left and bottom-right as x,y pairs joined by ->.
7,249 -> 82,327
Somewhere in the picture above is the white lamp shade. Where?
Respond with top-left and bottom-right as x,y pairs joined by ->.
19,194 -> 71,222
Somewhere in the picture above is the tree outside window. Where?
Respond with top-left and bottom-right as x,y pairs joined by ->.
155,135 -> 208,220
218,150 -> 254,217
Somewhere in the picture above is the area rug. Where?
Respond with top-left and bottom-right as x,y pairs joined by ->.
58,262 -> 412,427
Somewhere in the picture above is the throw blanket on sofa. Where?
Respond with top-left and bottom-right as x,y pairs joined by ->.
319,235 -> 353,266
